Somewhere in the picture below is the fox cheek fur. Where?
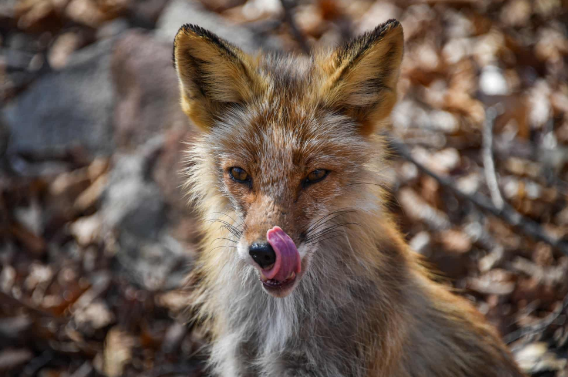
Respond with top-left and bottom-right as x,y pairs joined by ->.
174,19 -> 525,377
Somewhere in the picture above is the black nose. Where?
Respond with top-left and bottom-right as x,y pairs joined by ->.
249,242 -> 276,269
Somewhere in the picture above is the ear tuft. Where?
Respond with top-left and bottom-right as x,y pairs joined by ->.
173,24 -> 236,69
334,19 -> 401,69
321,19 -> 404,135
173,24 -> 261,130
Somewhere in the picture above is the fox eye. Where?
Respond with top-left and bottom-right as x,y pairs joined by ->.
229,167 -> 250,183
304,169 -> 329,186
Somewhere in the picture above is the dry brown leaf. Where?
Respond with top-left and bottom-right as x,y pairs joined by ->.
103,327 -> 135,377
468,269 -> 516,295
439,229 -> 472,254
398,187 -> 451,230
514,342 -> 567,374
0,348 -> 33,371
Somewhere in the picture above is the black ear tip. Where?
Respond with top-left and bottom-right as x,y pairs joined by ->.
173,24 -> 211,69
365,19 -> 403,44
373,19 -> 402,36
175,23 -> 219,41
175,24 -> 198,39
384,19 -> 401,28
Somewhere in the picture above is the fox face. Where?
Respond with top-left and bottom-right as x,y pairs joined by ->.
174,20 -> 403,298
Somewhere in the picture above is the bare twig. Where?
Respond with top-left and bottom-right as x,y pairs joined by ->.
387,135 -> 568,256
503,293 -> 568,344
280,0 -> 310,54
69,361 -> 93,377
0,291 -> 57,319
482,105 -> 505,209
146,363 -> 204,377
21,350 -> 54,377
464,213 -> 505,272
69,271 -> 112,315
511,257 -> 567,286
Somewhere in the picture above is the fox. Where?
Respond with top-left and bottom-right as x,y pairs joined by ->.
172,19 -> 525,377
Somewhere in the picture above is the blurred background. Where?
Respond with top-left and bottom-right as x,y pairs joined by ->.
1,0 -> 568,376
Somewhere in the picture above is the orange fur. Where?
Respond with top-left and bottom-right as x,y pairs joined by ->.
174,20 -> 525,377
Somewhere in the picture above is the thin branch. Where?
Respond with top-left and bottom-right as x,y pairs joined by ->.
147,363 -> 204,377
482,105 -> 505,209
387,134 -> 568,256
503,293 -> 568,344
0,290 -> 57,319
280,0 -> 310,54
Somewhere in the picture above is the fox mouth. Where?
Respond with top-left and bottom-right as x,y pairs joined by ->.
257,226 -> 302,297
260,271 -> 297,291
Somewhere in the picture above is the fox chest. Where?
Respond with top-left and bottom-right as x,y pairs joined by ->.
210,316 -> 363,377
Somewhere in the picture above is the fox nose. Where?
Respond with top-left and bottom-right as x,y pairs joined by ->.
249,242 -> 276,269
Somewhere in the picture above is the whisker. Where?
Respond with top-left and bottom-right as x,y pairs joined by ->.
305,222 -> 360,243
305,231 -> 346,245
213,237 -> 238,244
207,218 -> 243,237
306,209 -> 353,232
211,211 -> 244,221
222,225 -> 243,238
211,211 -> 247,229
305,209 -> 356,235
209,245 -> 238,252
345,181 -> 386,188
306,234 -> 344,245
306,222 -> 357,239
306,214 -> 351,237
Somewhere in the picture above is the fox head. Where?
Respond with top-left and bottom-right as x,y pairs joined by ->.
174,20 -> 404,298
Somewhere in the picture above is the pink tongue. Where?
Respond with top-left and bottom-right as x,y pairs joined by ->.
263,226 -> 301,282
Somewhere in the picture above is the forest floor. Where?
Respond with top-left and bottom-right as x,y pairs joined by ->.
1,0 -> 568,376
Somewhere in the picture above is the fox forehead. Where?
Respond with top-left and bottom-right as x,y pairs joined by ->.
208,99 -> 369,175
257,54 -> 316,95
207,54 -> 367,165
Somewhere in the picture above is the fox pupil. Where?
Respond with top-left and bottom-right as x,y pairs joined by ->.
229,167 -> 249,183
304,169 -> 329,187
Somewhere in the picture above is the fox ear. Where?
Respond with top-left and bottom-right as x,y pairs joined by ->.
321,20 -> 403,135
173,24 -> 261,130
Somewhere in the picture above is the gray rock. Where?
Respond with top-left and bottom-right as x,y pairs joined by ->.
96,18 -> 130,40
111,30 -> 190,149
115,231 -> 191,291
100,136 -> 193,290
3,38 -> 115,156
100,136 -> 166,238
128,0 -> 170,28
0,115 -> 9,158
156,0 -> 281,52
